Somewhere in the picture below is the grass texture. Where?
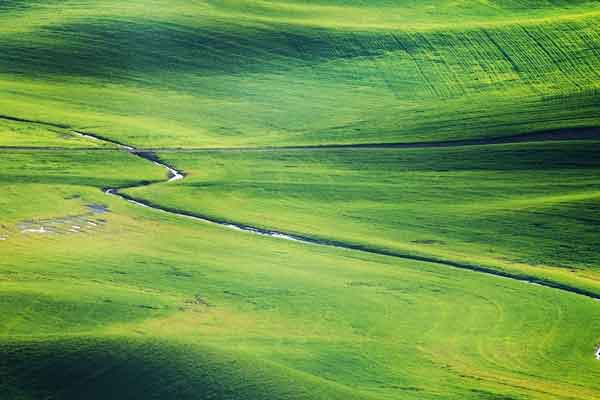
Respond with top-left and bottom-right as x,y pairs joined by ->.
2,1 -> 600,399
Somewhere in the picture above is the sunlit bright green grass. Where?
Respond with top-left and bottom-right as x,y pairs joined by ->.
123,140 -> 600,295
2,151 -> 600,399
0,0 -> 599,147
0,119 -> 110,148
3,1 -> 600,399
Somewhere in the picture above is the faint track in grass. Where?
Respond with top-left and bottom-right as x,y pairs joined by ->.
2,113 -> 600,301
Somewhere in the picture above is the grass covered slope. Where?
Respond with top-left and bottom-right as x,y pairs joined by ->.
2,151 -> 600,399
0,0 -> 599,146
123,140 -> 600,295
3,1 -> 600,399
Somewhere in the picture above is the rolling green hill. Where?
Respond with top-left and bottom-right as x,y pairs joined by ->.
0,0 -> 599,147
2,1 -> 600,399
3,150 -> 600,399
124,140 -> 600,296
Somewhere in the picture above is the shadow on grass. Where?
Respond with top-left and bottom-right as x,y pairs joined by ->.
0,336 -> 365,400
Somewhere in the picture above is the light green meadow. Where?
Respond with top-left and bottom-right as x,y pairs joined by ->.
1,1 -> 600,399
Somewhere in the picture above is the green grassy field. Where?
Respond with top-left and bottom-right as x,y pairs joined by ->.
1,1 -> 600,147
123,140 -> 600,296
3,150 -> 600,400
2,1 -> 600,399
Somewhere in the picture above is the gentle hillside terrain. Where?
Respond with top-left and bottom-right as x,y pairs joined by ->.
125,140 -> 600,295
1,1 -> 600,399
3,150 -> 600,400
0,1 -> 599,146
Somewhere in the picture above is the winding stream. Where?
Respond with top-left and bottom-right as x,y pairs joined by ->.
1,115 -> 598,305
67,130 -> 600,304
